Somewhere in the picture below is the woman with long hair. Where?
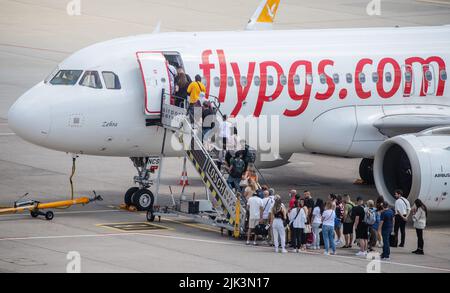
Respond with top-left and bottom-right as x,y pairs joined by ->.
311,198 -> 324,250
270,195 -> 288,253
175,72 -> 190,107
321,201 -> 336,255
412,199 -> 427,255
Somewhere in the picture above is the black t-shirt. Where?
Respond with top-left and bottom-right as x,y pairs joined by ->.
304,198 -> 314,209
353,205 -> 366,227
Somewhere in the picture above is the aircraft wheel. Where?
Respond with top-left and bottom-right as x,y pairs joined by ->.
132,189 -> 154,211
146,209 -> 155,222
124,187 -> 139,206
359,158 -> 375,185
30,211 -> 39,218
45,211 -> 54,221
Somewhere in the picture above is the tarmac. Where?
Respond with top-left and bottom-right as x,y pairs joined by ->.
0,0 -> 450,273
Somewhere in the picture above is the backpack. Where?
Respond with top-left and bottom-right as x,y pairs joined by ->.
231,159 -> 245,178
363,207 -> 376,225
346,203 -> 355,221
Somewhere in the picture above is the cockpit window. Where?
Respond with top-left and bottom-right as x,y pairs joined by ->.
50,70 -> 83,85
79,71 -> 103,89
102,72 -> 121,90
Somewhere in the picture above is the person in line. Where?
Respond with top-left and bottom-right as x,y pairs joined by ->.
219,115 -> 232,153
288,190 -> 298,210
262,190 -> 275,244
174,69 -> 191,107
243,178 -> 258,201
412,199 -> 427,255
375,195 -> 385,248
269,195 -> 288,253
353,197 -> 369,256
187,75 -> 206,122
311,198 -> 324,250
167,63 -> 177,96
329,193 -> 337,210
367,200 -> 379,252
242,163 -> 259,187
246,192 -> 264,246
321,201 -> 336,255
227,153 -> 246,193
393,189 -> 411,247
342,194 -> 355,248
303,190 -> 315,248
201,101 -> 216,139
334,194 -> 344,247
287,190 -> 299,246
378,201 -> 394,260
289,200 -> 307,253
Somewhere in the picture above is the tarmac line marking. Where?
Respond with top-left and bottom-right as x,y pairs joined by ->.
0,133 -> 15,136
96,222 -> 173,232
162,217 -> 222,234
1,232 -> 449,272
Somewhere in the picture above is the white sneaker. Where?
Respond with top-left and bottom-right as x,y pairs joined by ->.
381,257 -> 390,261
323,251 -> 330,256
253,241 -> 257,246
275,248 -> 279,253
246,241 -> 250,245
331,251 -> 337,255
355,251 -> 367,257
281,249 -> 288,253
377,242 -> 383,248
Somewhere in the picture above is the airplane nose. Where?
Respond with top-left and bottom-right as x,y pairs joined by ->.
8,87 -> 51,145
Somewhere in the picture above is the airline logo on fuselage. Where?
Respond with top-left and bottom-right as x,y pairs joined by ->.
199,50 -> 447,118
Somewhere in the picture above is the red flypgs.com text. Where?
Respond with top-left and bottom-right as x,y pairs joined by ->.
198,49 -> 447,117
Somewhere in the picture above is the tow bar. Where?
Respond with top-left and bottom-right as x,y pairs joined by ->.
0,191 -> 103,220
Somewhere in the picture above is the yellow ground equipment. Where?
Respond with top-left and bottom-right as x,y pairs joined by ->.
0,192 -> 103,220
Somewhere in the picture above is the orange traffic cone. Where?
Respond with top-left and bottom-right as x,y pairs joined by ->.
179,170 -> 189,186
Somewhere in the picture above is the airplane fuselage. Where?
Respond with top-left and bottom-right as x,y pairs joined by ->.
8,26 -> 450,160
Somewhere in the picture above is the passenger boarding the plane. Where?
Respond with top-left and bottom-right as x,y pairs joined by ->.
174,70 -> 191,107
167,63 -> 177,95
187,75 -> 206,107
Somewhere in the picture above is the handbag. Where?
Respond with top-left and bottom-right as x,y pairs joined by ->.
239,179 -> 248,187
304,224 -> 312,234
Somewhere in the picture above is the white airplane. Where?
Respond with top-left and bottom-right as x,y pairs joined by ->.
7,0 -> 450,212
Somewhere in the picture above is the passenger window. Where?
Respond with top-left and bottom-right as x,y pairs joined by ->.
254,76 -> 261,86
306,74 -> 313,85
293,74 -> 300,85
320,74 -> 326,84
227,76 -> 234,87
102,72 -> 121,90
213,77 -> 220,87
333,73 -> 339,84
359,73 -> 366,83
346,73 -> 352,83
241,76 -> 248,87
425,70 -> 433,81
280,74 -> 287,86
372,72 -> 379,83
268,75 -> 274,86
79,71 -> 102,89
50,70 -> 83,85
405,71 -> 412,82
385,72 -> 392,82
440,70 -> 447,81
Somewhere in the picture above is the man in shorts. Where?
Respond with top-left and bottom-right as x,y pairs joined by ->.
247,192 -> 264,245
353,197 -> 369,256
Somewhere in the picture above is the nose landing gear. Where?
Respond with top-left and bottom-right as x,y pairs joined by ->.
124,157 -> 159,211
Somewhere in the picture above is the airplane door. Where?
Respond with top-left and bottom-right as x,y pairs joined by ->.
136,52 -> 171,118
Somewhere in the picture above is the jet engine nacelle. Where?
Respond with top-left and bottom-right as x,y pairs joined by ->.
374,129 -> 450,211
